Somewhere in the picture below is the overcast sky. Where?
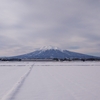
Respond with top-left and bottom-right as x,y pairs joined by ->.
0,0 -> 100,57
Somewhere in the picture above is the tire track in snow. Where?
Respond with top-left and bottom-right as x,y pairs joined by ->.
1,64 -> 34,100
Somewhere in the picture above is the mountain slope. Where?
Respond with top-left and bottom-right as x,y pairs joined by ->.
12,46 -> 98,59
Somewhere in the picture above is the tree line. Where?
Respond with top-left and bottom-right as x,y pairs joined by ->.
0,58 -> 100,61
53,58 -> 100,61
0,58 -> 21,61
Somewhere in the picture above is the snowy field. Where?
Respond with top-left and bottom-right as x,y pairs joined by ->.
0,61 -> 100,100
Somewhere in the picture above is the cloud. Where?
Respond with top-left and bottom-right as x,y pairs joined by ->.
0,0 -> 100,56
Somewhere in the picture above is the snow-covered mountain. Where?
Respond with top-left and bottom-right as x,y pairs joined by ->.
12,46 -> 98,59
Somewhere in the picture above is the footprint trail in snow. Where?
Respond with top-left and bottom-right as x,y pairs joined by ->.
1,64 -> 34,100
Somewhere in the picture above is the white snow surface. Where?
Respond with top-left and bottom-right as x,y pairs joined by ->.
39,46 -> 61,51
0,61 -> 100,100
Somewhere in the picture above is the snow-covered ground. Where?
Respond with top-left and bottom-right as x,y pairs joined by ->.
0,61 -> 100,100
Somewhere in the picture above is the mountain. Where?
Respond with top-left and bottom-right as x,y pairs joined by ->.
10,46 -> 99,60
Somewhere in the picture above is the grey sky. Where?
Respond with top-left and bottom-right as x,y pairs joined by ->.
0,0 -> 100,56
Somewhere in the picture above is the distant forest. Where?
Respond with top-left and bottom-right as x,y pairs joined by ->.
53,58 -> 100,61
0,58 -> 100,61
